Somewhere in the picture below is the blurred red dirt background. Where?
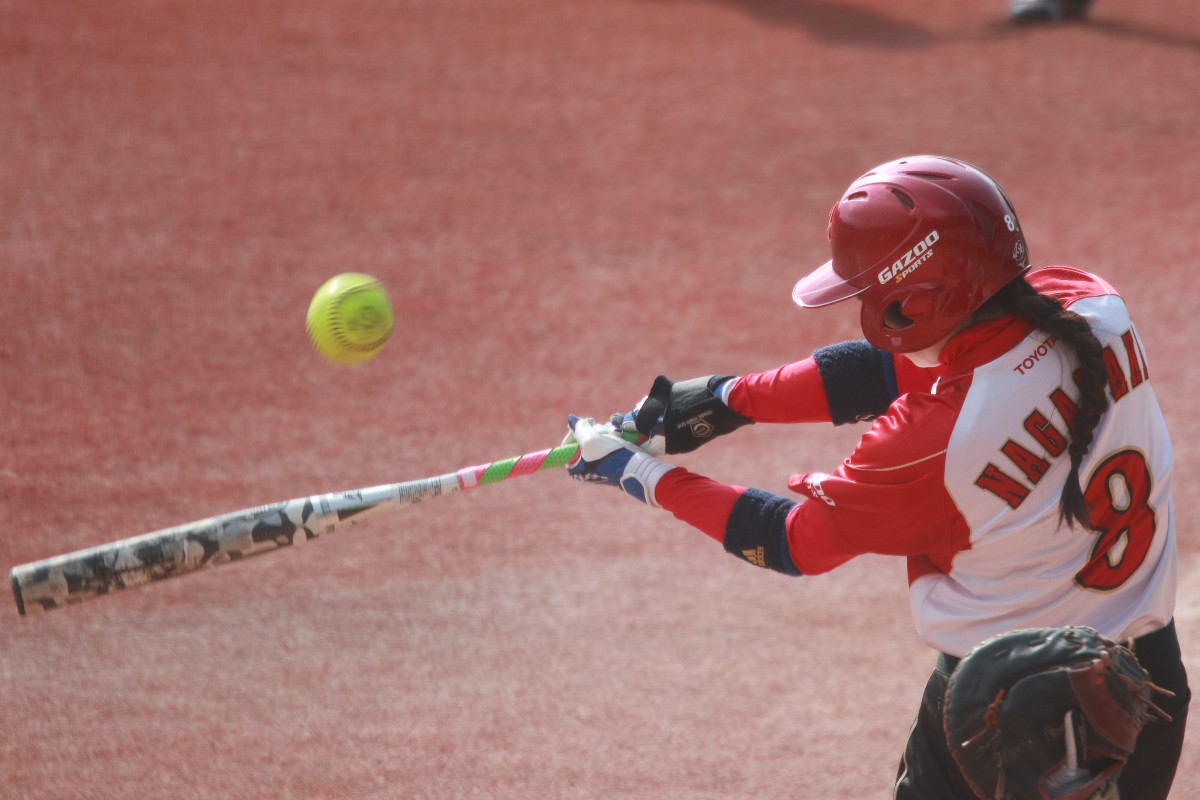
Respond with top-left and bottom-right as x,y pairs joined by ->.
2,1 -> 1198,797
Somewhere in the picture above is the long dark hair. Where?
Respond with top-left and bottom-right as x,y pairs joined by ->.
979,276 -> 1108,529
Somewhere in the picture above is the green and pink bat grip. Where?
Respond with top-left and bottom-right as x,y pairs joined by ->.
10,442 -> 581,615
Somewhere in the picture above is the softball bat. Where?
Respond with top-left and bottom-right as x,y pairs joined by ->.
10,443 -> 580,615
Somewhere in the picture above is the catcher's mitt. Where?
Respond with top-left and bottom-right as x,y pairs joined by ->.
944,626 -> 1171,800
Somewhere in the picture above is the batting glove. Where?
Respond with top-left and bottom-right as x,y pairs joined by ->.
626,374 -> 752,454
610,405 -> 667,457
564,415 -> 674,507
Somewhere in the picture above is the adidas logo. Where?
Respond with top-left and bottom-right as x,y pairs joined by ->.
742,547 -> 766,568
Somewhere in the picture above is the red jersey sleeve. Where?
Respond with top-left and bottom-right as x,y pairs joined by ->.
784,392 -> 971,574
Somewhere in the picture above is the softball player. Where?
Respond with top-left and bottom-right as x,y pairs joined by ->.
566,155 -> 1189,798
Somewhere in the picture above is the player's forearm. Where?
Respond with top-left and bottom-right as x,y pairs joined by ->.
723,358 -> 833,423
655,469 -> 801,576
654,468 -> 741,542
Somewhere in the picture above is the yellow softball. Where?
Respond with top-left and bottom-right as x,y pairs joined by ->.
305,273 -> 394,366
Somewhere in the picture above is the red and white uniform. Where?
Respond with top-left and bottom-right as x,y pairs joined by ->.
656,267 -> 1176,656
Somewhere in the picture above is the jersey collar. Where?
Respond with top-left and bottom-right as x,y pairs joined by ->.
938,315 -> 1036,381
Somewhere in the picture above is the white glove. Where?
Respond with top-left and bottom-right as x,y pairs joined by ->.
564,415 -> 673,507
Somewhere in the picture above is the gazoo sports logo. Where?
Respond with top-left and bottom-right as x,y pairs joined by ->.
878,230 -> 940,285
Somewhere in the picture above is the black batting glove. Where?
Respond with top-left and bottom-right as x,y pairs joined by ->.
632,374 -> 753,454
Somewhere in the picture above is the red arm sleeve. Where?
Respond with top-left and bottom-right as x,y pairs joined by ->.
724,358 -> 832,423
654,467 -> 745,543
656,467 -> 804,577
726,351 -> 943,426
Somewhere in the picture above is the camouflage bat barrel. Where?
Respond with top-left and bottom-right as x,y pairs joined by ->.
10,474 -> 457,615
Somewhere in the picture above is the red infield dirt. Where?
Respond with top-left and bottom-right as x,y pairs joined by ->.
2,2 -> 1198,797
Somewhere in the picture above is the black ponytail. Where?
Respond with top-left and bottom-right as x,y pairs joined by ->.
982,277 -> 1108,529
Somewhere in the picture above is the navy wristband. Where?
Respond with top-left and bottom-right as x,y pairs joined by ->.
723,488 -> 801,576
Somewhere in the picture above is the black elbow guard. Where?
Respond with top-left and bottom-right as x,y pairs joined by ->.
636,374 -> 754,454
722,488 -> 801,576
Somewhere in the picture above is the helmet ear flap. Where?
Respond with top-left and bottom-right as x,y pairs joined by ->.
862,282 -> 949,352
882,301 -> 914,332
896,284 -> 941,324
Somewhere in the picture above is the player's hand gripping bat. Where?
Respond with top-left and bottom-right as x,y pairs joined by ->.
10,443 -> 580,615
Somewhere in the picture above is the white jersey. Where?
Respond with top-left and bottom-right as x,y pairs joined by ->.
784,267 -> 1176,655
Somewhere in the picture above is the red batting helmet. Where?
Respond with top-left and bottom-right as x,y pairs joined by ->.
793,155 -> 1031,353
